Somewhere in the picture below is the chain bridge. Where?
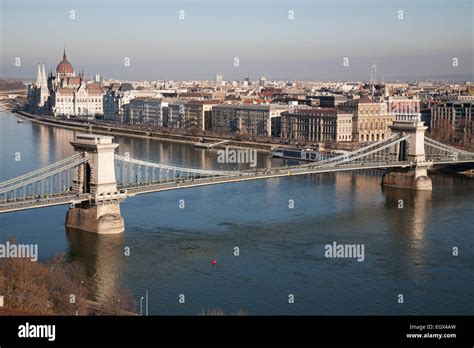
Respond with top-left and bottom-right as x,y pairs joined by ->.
1,115 -> 473,233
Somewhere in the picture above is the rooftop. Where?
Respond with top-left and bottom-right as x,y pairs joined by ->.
214,104 -> 288,110
283,108 -> 338,116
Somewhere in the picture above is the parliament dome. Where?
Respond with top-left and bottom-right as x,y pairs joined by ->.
56,49 -> 75,77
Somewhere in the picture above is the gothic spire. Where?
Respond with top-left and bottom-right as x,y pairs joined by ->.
63,46 -> 67,61
41,64 -> 46,80
36,64 -> 42,85
41,64 -> 48,88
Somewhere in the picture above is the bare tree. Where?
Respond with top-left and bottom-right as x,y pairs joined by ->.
0,249 -> 135,315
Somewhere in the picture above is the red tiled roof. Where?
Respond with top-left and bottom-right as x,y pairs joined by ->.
86,88 -> 102,95
87,83 -> 100,89
56,88 -> 74,95
186,100 -> 221,105
66,77 -> 81,85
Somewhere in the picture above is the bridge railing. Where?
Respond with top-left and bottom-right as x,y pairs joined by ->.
394,113 -> 421,123
114,133 -> 417,186
0,192 -> 90,213
114,154 -> 240,187
0,154 -> 93,203
0,153 -> 84,188
425,137 -> 474,156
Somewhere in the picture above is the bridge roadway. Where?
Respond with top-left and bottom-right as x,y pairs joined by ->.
118,157 -> 472,197
0,160 -> 412,213
122,160 -> 414,195
1,157 -> 473,214
0,192 -> 90,213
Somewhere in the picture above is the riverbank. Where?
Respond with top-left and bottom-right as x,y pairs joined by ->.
11,110 -> 277,152
0,249 -> 136,316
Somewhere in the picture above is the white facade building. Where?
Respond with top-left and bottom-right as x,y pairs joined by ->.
28,50 -> 104,117
104,86 -> 163,122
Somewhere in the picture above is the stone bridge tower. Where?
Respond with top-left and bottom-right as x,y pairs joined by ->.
66,134 -> 125,234
382,114 -> 432,190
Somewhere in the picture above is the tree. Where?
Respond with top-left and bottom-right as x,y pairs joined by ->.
430,118 -> 454,145
0,249 -> 135,315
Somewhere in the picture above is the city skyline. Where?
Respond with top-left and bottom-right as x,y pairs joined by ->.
1,0 -> 473,81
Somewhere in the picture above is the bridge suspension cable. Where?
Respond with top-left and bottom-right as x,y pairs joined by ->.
319,135 -> 409,167
0,153 -> 85,188
115,155 -> 238,176
425,137 -> 474,156
285,134 -> 406,171
0,154 -> 93,195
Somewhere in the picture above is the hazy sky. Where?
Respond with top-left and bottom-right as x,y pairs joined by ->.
0,0 -> 472,81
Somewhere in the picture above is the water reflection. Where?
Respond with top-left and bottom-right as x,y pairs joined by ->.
66,227 -> 124,304
382,186 -> 432,276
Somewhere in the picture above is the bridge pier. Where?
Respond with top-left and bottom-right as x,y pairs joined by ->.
66,204 -> 124,235
65,134 -> 124,234
381,113 -> 432,191
382,167 -> 432,190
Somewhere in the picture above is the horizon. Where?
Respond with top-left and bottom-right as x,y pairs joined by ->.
1,73 -> 472,84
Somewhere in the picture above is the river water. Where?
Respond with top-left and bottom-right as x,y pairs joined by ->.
0,111 -> 473,315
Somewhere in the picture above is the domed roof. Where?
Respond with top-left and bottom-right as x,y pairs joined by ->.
56,49 -> 74,75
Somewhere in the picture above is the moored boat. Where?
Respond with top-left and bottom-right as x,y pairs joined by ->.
271,147 -> 341,162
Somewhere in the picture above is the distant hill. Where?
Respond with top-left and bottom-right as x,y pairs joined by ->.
0,79 -> 27,91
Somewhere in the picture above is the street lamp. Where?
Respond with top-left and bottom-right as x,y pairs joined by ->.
139,296 -> 144,316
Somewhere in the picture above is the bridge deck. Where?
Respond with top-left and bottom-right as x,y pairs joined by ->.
0,161 -> 411,213
122,161 -> 413,196
0,193 -> 90,213
0,134 -> 474,213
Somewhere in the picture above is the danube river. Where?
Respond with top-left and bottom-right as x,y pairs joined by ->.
1,111 -> 473,315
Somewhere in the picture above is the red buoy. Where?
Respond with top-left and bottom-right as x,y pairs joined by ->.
211,259 -> 217,266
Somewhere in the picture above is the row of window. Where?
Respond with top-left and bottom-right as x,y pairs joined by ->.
358,108 -> 386,115
57,102 -> 102,107
433,111 -> 472,117
359,133 -> 386,142
338,127 -> 352,133
57,98 -> 102,103
359,122 -> 387,130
